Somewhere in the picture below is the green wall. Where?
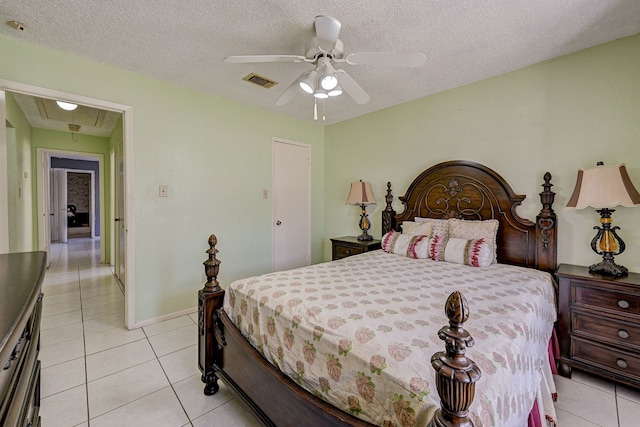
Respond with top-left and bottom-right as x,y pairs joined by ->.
325,33 -> 640,273
0,35 -> 325,324
5,92 -> 34,251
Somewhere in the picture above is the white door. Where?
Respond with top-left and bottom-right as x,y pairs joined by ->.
0,90 -> 9,253
272,139 -> 311,271
52,168 -> 68,243
114,139 -> 125,287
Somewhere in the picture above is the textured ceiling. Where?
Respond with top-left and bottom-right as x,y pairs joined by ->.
1,0 -> 640,125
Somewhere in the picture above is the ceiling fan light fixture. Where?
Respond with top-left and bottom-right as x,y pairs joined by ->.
299,70 -> 318,94
328,86 -> 343,97
320,74 -> 338,90
56,100 -> 78,111
313,88 -> 329,99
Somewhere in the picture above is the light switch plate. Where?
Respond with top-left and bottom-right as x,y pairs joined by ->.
159,185 -> 168,197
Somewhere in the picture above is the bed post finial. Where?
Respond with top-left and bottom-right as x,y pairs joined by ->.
203,234 -> 221,292
536,172 -> 557,272
428,291 -> 481,427
382,182 -> 397,235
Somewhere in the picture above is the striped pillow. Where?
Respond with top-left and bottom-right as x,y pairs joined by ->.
381,231 -> 431,259
430,236 -> 492,267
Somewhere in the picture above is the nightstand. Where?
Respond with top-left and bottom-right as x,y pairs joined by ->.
556,264 -> 640,388
330,236 -> 381,261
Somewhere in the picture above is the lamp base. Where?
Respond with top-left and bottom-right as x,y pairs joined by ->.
589,258 -> 628,277
357,231 -> 373,241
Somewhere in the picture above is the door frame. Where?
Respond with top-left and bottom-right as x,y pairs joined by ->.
271,137 -> 311,271
1,80 -> 136,330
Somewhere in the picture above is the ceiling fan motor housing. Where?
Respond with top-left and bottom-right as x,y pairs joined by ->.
305,37 -> 344,60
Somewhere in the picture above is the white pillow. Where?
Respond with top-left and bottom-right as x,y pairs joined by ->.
381,231 -> 431,259
414,217 -> 449,238
447,218 -> 499,263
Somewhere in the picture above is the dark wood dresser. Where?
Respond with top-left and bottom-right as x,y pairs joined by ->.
1,252 -> 46,427
330,236 -> 382,261
556,263 -> 640,388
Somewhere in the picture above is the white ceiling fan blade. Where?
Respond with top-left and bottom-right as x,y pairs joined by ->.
346,52 -> 427,67
314,15 -> 341,52
335,70 -> 370,104
224,55 -> 309,64
275,78 -> 302,106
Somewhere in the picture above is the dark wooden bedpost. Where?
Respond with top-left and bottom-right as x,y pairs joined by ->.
535,172 -> 557,273
428,291 -> 481,427
381,182 -> 396,235
198,234 -> 225,395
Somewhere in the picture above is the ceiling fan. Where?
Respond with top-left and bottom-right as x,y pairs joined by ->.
224,15 -> 427,107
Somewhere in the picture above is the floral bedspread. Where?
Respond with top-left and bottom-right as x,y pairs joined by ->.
223,250 -> 557,427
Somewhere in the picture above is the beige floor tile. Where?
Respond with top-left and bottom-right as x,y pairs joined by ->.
82,300 -> 125,321
40,309 -> 83,331
86,339 -> 156,381
555,408 -> 601,427
90,387 -> 189,427
41,357 -> 86,398
143,315 -> 194,337
40,321 -> 84,348
618,396 -> 640,427
43,290 -> 81,306
554,374 -> 618,427
82,311 -> 125,336
87,359 -> 170,418
39,336 -> 85,368
81,291 -> 124,308
192,398 -> 262,427
173,374 -> 234,420
39,384 -> 88,427
570,370 -> 616,394
42,298 -> 83,317
148,324 -> 197,357
84,325 -> 145,355
617,383 -> 640,404
159,344 -> 199,384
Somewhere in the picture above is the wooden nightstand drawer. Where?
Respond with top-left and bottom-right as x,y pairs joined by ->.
571,337 -> 640,381
573,284 -> 640,317
334,244 -> 364,259
330,236 -> 381,261
572,310 -> 640,350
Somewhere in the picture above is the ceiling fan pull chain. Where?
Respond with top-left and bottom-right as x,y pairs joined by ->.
322,99 -> 326,121
313,99 -> 318,121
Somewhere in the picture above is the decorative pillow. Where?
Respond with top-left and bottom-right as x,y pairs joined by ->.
414,217 -> 449,238
429,235 -> 492,267
401,221 -> 433,237
447,218 -> 499,263
382,231 -> 431,259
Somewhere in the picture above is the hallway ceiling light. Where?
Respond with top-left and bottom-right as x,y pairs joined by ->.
56,101 -> 78,111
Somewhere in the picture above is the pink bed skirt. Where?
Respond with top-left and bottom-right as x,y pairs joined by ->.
528,328 -> 559,427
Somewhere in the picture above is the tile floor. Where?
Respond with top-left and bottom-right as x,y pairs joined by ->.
39,238 -> 640,426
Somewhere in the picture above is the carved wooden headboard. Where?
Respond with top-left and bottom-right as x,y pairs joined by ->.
382,160 -> 557,273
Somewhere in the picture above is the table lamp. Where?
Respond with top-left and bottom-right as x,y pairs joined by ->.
347,180 -> 377,241
566,162 -> 640,276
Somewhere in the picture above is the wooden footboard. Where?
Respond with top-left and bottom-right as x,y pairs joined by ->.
198,234 -> 481,427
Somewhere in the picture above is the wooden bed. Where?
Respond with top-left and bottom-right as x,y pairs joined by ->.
198,160 -> 558,426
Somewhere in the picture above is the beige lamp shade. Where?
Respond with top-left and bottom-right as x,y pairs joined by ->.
347,181 -> 377,205
566,163 -> 640,209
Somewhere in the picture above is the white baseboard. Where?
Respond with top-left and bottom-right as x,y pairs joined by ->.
130,306 -> 198,330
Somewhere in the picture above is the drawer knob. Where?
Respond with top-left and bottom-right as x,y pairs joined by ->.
346,250 -> 351,254
618,329 -> 630,339
618,300 -> 630,309
617,358 -> 629,369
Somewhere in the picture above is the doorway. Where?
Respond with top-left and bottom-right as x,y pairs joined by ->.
1,79 -> 136,329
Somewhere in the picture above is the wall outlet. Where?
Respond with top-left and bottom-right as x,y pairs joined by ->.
262,189 -> 268,199
159,185 -> 168,197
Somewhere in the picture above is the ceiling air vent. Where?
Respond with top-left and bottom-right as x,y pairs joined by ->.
243,73 -> 278,89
